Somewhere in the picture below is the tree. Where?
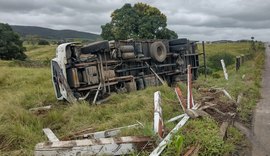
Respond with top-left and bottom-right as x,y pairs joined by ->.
0,23 -> 26,60
101,3 -> 178,40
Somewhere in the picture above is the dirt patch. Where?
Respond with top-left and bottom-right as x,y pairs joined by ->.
197,88 -> 237,124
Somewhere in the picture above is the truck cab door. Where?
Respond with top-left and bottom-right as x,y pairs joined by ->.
51,60 -> 77,103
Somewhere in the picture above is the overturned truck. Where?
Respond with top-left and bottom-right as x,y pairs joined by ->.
51,38 -> 199,103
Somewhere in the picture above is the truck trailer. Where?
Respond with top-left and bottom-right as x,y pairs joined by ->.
51,38 -> 199,103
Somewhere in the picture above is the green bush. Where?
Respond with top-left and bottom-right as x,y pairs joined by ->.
38,39 -> 50,45
212,73 -> 221,79
198,66 -> 213,75
208,52 -> 235,71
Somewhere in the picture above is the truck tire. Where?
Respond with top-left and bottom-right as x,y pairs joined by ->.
81,41 -> 109,54
169,38 -> 188,46
150,42 -> 167,62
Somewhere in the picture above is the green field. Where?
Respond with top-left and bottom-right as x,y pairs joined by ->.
24,45 -> 57,61
0,42 -> 265,155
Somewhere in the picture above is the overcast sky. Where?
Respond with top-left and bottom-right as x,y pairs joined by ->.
0,0 -> 269,41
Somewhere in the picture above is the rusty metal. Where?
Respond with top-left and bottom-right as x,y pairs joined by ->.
175,87 -> 186,111
61,127 -> 94,141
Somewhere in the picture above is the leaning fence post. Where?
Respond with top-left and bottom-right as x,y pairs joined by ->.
220,59 -> 228,80
236,56 -> 241,72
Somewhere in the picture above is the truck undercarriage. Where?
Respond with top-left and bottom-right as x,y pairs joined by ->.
51,38 -> 199,103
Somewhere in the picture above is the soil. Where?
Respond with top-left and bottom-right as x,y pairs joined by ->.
198,88 -> 237,124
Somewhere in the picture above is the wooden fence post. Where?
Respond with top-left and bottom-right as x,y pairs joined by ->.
236,56 -> 241,72
202,41 -> 207,78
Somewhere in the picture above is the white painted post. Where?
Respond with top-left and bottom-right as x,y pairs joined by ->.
187,66 -> 190,109
43,128 -> 59,142
166,114 -> 185,123
149,115 -> 190,156
187,65 -> 194,109
154,91 -> 164,138
221,59 -> 228,80
150,100 -> 200,156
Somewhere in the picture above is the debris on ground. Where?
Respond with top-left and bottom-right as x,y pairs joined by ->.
61,127 -> 94,140
237,93 -> 243,105
29,105 -> 52,115
219,122 -> 229,140
150,114 -> 190,156
35,70 -> 243,156
65,123 -> 142,140
166,114 -> 185,123
197,87 -> 237,123
42,128 -> 59,142
35,136 -> 153,156
150,70 -> 197,156
183,145 -> 196,156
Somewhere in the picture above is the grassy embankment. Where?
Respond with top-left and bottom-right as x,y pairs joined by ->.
0,42 -> 265,155
167,42 -> 265,155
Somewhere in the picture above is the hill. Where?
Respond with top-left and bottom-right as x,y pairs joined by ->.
11,25 -> 100,40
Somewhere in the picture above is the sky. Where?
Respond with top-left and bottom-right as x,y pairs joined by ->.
0,0 -> 269,41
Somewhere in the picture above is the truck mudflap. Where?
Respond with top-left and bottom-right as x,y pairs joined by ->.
51,60 -> 77,103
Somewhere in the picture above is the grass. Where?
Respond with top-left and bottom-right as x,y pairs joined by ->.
163,42 -> 264,155
0,42 -> 265,155
196,42 -> 265,125
24,44 -> 57,61
198,42 -> 253,58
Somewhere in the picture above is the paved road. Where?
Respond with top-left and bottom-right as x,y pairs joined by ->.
252,43 -> 270,156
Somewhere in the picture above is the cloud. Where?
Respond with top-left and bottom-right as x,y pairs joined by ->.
0,0 -> 269,41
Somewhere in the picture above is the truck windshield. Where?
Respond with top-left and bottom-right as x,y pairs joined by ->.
51,60 -> 63,99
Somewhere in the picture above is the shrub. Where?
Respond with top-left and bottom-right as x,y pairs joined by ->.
212,73 -> 221,79
208,52 -> 235,71
38,39 -> 50,45
198,66 -> 213,75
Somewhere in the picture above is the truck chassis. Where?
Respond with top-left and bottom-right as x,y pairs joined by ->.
51,38 -> 199,103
